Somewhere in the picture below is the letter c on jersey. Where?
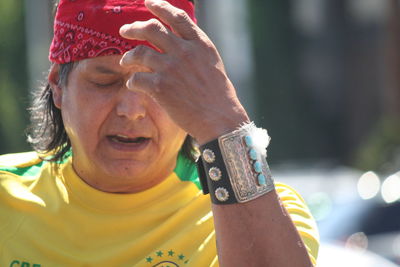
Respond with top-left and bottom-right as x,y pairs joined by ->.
10,260 -> 41,267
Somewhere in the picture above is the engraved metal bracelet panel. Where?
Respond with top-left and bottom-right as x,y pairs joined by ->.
218,131 -> 274,203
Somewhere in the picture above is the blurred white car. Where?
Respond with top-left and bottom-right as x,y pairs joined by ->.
318,243 -> 399,267
274,166 -> 400,265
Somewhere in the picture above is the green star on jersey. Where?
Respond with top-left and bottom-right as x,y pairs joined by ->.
144,250 -> 188,265
156,251 -> 163,257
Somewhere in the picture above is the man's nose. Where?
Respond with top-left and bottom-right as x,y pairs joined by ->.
115,89 -> 146,121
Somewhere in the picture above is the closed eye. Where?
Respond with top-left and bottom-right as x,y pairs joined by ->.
90,79 -> 122,88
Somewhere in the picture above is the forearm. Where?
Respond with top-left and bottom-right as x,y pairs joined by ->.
195,107 -> 313,266
212,189 -> 313,267
118,2 -> 315,264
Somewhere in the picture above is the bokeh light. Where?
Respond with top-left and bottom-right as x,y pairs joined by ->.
357,171 -> 380,200
306,192 -> 333,221
392,234 -> 400,258
345,232 -> 369,251
381,173 -> 400,204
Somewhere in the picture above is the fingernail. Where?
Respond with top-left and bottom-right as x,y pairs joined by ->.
126,79 -> 132,89
120,24 -> 130,34
119,56 -> 126,66
126,75 -> 137,90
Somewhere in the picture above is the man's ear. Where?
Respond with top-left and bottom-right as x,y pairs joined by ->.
48,64 -> 63,109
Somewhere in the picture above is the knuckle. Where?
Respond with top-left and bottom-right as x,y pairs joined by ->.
173,10 -> 189,24
179,44 -> 194,60
157,0 -> 169,9
202,39 -> 216,50
148,18 -> 160,25
133,45 -> 147,58
146,19 -> 163,33
163,58 -> 176,72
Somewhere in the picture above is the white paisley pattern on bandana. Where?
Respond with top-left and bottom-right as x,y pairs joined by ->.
48,0 -> 195,64
50,20 -> 133,64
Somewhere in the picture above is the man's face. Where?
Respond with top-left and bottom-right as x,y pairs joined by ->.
56,55 -> 187,193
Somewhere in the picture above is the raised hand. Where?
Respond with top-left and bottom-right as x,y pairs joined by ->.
119,0 -> 249,145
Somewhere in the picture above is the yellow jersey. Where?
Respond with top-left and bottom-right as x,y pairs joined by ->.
0,151 -> 319,266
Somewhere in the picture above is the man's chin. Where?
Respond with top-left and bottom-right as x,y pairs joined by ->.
101,159 -> 150,178
100,159 -> 157,180
97,168 -> 165,194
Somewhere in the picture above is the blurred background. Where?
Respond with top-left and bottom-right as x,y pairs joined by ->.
0,0 -> 399,265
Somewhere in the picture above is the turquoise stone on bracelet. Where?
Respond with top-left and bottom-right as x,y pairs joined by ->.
244,135 -> 253,147
249,149 -> 257,160
253,161 -> 262,173
258,174 -> 266,185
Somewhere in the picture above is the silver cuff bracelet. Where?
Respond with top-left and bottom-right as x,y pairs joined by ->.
197,122 -> 275,204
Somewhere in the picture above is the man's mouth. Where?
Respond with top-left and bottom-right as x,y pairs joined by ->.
108,135 -> 150,144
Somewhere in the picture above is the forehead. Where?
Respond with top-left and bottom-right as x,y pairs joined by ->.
74,55 -> 150,75
76,55 -> 123,73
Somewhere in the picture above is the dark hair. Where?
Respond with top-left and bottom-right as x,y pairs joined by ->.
27,63 -> 73,162
27,63 -> 198,162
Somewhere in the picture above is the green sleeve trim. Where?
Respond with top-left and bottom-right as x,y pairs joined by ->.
174,151 -> 201,190
0,160 -> 45,177
0,149 -> 72,178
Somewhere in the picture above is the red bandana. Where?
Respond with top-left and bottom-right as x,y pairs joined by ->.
49,0 -> 196,64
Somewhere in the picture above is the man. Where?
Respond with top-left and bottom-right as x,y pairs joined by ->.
0,0 -> 319,266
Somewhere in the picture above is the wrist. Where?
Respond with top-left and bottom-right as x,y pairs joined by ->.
195,108 -> 249,145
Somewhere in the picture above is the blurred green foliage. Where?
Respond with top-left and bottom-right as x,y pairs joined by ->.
248,0 -> 333,163
355,117 -> 400,174
0,0 -> 30,154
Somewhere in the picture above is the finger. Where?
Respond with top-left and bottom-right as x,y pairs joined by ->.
120,45 -> 166,71
120,18 -> 180,52
126,72 -> 163,95
145,0 -> 200,40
